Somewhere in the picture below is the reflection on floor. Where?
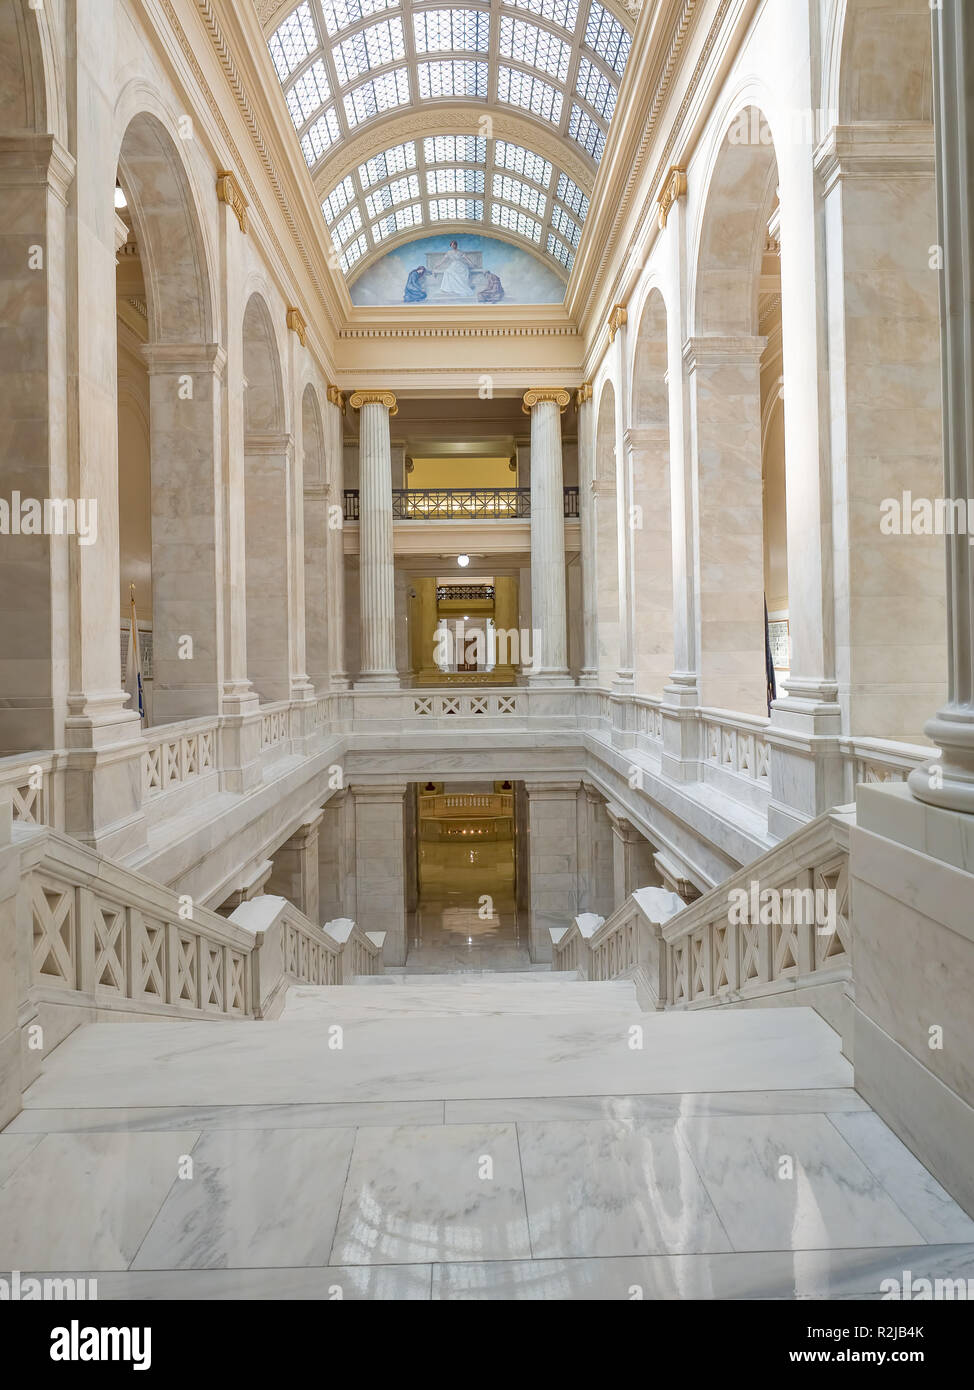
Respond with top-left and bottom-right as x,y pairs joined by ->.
408,839 -> 530,973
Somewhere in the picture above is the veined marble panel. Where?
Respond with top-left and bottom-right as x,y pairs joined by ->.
132,1129 -> 355,1270
331,1123 -> 531,1265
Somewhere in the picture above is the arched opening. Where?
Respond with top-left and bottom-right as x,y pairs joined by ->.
594,382 -> 620,687
302,383 -> 329,693
691,105 -> 784,715
115,110 -> 218,725
630,288 -> 674,696
242,292 -> 290,704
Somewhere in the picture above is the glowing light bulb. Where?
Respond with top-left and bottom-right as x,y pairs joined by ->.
114,183 -> 128,209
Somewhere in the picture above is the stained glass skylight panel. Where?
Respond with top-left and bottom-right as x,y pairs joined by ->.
547,232 -> 574,270
358,141 -> 417,189
550,202 -> 580,246
429,198 -> 484,220
364,173 -> 420,217
331,206 -> 363,248
320,0 -> 400,38
499,18 -> 571,83
427,168 -> 486,195
286,59 -> 331,129
417,60 -> 488,98
496,66 -> 563,123
555,171 -> 589,218
413,9 -> 490,54
568,101 -> 605,160
575,55 -> 616,120
424,135 -> 487,165
372,203 -> 424,240
493,140 -> 552,186
491,203 -> 542,242
584,0 -> 630,75
343,67 -> 411,127
269,3 -> 319,81
503,0 -> 578,35
322,174 -> 356,221
332,18 -> 406,86
493,174 -> 546,216
300,108 -> 341,164
339,231 -> 369,272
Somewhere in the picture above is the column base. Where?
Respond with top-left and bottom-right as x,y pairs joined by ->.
907,707 -> 974,812
354,673 -> 401,690
526,671 -> 574,687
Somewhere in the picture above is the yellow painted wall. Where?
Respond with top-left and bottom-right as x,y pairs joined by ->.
408,457 -> 514,488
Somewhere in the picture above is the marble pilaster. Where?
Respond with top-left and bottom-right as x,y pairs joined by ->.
142,342 -> 226,722
576,385 -> 598,686
266,810 -> 323,924
352,783 -> 407,965
325,388 -> 349,689
524,780 -> 579,961
606,802 -> 661,911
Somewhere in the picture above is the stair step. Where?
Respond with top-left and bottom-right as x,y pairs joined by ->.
282,979 -> 637,1019
352,970 -> 582,986
25,1007 -> 851,1109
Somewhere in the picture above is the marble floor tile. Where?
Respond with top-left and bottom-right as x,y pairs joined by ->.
330,1123 -> 531,1265
828,1111 -> 974,1244
0,1131 -> 199,1271
516,1118 -> 731,1258
677,1114 -> 926,1251
445,1088 -> 869,1126
6,1100 -> 444,1134
0,1133 -> 43,1184
431,1243 -> 974,1300
91,1264 -> 432,1299
132,1128 -> 356,1270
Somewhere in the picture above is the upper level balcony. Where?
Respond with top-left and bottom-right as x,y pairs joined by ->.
342,487 -> 580,522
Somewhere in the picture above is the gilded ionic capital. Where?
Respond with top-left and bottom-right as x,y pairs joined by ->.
286,306 -> 307,346
216,169 -> 248,233
348,389 -> 398,416
521,388 -> 571,414
327,384 -> 345,409
576,382 -> 593,406
607,303 -> 628,343
656,166 -> 687,229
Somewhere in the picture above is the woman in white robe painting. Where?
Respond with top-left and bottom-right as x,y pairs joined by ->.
436,241 -> 476,299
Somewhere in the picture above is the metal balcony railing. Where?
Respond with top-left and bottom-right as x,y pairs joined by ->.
342,487 -> 580,521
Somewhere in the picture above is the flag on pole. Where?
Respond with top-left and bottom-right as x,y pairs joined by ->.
125,585 -> 145,721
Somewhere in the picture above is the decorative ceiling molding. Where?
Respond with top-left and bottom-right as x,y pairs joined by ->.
155,0 -> 344,345
338,323 -> 580,338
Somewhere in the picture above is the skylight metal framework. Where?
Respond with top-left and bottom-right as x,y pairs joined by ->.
265,0 -> 632,283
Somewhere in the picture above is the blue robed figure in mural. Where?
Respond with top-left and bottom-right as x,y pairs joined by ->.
403,265 -> 429,302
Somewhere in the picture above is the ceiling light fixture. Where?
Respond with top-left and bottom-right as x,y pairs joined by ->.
114,182 -> 127,209
457,554 -> 470,567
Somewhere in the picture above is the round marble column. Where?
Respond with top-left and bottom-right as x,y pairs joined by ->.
349,390 -> 398,687
523,388 -> 572,685
576,384 -> 598,684
909,0 -> 974,811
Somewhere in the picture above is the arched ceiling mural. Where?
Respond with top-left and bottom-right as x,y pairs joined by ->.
261,0 -> 633,284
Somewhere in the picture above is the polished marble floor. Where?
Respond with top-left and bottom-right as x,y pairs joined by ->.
3,972 -> 974,1298
407,838 -> 530,973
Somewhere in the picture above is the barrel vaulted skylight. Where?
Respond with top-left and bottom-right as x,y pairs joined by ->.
263,0 -> 633,281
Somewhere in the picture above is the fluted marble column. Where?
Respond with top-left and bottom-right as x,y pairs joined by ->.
325,386 -> 349,688
523,388 -> 572,685
908,0 -> 974,811
349,390 -> 398,687
576,384 -> 598,685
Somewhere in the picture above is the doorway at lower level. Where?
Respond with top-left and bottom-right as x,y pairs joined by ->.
407,781 -> 529,972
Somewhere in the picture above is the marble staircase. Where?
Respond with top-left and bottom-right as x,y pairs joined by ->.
2,968 -> 974,1298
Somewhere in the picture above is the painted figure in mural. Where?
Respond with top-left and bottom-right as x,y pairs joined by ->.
436,240 -> 477,298
403,265 -> 429,302
477,269 -> 505,303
